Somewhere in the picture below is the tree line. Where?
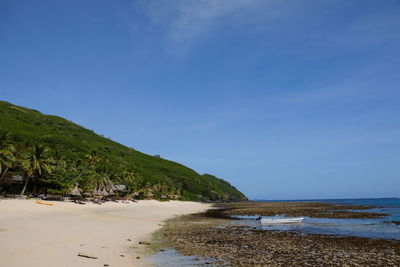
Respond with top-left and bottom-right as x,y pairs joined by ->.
0,132 -> 181,200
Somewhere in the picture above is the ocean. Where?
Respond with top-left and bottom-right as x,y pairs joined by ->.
149,198 -> 400,266
242,198 -> 400,240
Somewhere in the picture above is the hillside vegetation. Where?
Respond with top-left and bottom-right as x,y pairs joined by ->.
0,100 -> 247,201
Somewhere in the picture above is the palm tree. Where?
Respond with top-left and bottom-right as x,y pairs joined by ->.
0,132 -> 16,181
97,175 -> 112,191
21,145 -> 54,196
122,170 -> 136,184
76,168 -> 95,195
122,170 -> 136,188
53,150 -> 67,170
85,150 -> 100,166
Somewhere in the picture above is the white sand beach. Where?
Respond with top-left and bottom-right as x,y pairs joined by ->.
0,199 -> 210,267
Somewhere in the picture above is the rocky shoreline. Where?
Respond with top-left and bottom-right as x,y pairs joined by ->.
214,201 -> 387,219
159,202 -> 400,266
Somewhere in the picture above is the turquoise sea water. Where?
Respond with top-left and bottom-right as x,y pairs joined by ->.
236,198 -> 400,240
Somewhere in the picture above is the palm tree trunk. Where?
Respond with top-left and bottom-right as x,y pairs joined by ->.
0,168 -> 9,194
20,176 -> 30,196
33,180 -> 37,196
32,173 -> 39,196
0,167 -> 9,181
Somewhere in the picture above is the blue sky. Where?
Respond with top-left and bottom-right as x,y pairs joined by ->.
1,0 -> 399,200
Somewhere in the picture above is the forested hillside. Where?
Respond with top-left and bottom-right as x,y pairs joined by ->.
0,100 -> 247,201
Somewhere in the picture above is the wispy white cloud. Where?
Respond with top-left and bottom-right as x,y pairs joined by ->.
134,0 -> 265,52
133,0 -> 400,56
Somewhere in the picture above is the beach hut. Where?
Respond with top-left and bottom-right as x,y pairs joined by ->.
3,175 -> 24,184
106,180 -> 118,191
92,188 -> 100,196
115,184 -> 126,192
100,188 -> 109,197
70,185 -> 81,197
91,188 -> 103,204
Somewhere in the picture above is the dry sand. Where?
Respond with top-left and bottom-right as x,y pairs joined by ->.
0,199 -> 210,267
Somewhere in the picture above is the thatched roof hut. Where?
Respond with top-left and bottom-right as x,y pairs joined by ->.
106,180 -> 118,191
70,185 -> 81,196
108,188 -> 115,195
115,184 -> 126,192
99,188 -> 109,196
93,188 -> 101,196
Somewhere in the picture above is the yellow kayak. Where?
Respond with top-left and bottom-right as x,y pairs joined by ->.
36,201 -> 53,206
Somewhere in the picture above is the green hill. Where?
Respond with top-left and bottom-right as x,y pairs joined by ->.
0,100 -> 247,201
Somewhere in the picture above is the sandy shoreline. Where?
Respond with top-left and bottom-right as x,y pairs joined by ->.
0,199 -> 210,267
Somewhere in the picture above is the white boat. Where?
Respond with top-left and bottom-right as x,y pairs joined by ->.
260,217 -> 304,224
